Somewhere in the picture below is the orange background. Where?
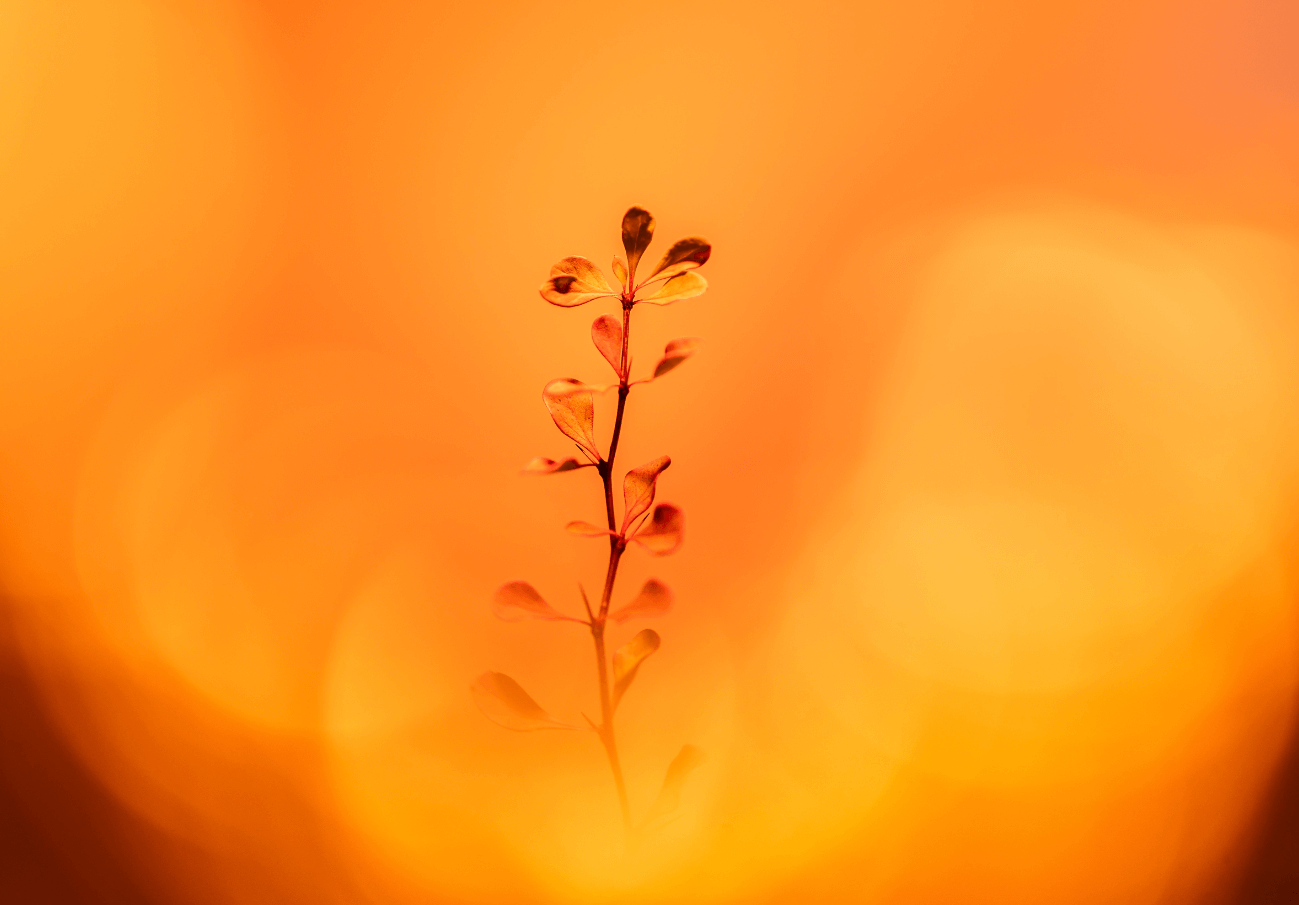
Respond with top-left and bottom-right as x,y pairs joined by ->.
3,0 -> 1299,902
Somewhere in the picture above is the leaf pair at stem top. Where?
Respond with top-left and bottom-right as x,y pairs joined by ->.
540,206 -> 710,309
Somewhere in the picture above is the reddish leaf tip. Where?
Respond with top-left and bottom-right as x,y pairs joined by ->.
647,237 -> 712,284
565,520 -> 611,538
621,207 -> 656,279
631,503 -> 684,555
610,578 -> 674,624
612,628 -> 662,708
652,337 -> 703,379
540,256 -> 615,307
521,456 -> 586,475
470,671 -> 575,731
492,581 -> 580,623
542,379 -> 599,460
636,271 -> 708,306
591,314 -> 624,378
640,744 -> 707,827
622,455 -> 672,534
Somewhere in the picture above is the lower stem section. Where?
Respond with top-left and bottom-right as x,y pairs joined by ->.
592,622 -> 632,840
596,305 -> 634,842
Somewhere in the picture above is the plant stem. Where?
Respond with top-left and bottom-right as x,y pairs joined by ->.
591,545 -> 630,838
602,303 -> 632,536
593,300 -> 635,841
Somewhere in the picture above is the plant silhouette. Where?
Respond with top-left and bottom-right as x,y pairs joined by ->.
473,206 -> 710,844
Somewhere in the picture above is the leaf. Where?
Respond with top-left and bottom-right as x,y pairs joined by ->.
540,256 -> 617,307
631,504 -> 684,555
471,672 -> 575,731
542,378 -> 599,459
492,581 -> 581,623
641,745 -> 706,827
610,578 -> 673,624
612,256 -> 628,291
591,314 -> 624,378
521,456 -> 586,475
612,628 -> 660,708
636,271 -> 707,306
652,338 -> 702,379
622,455 -> 671,533
566,520 -> 612,538
621,206 -> 655,279
646,237 -> 711,283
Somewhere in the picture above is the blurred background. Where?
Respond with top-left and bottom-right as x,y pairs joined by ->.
2,0 -> 1299,902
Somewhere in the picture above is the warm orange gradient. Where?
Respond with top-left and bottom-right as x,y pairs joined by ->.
3,0 -> 1299,903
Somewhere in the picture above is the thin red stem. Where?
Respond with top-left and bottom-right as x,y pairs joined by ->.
592,298 -> 635,841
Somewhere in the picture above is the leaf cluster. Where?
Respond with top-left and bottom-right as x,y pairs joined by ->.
474,206 -> 711,838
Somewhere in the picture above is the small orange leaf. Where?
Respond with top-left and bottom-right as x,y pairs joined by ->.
610,579 -> 673,624
492,581 -> 582,623
631,504 -> 683,555
641,745 -> 706,826
621,207 -> 655,280
591,314 -> 624,378
612,256 -> 628,291
471,672 -> 576,731
646,237 -> 711,284
540,256 -> 617,307
636,271 -> 707,306
542,378 -> 599,459
612,628 -> 660,708
551,255 -> 610,284
521,456 -> 587,475
652,338 -> 702,379
566,520 -> 612,538
622,455 -> 671,533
